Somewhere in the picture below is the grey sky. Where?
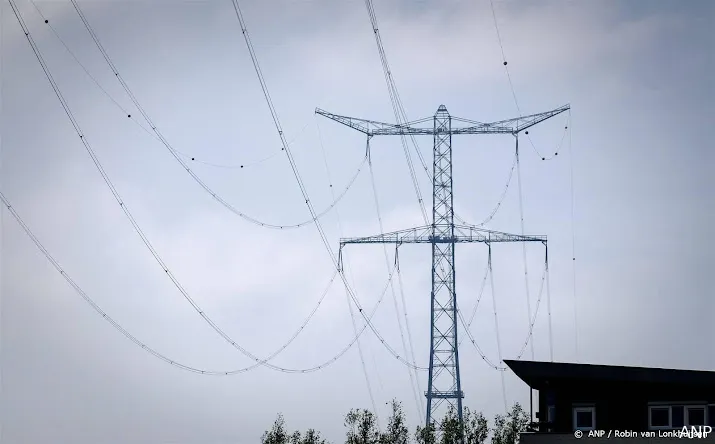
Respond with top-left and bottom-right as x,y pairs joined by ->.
1,0 -> 713,443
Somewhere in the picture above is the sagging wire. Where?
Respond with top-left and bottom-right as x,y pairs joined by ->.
0,187 -> 401,375
521,119 -> 570,162
459,244 -> 549,370
567,109 -> 579,362
545,244 -> 554,362
316,114 -> 381,426
394,245 -> 425,414
488,0 -> 569,163
515,135 -> 536,360
363,0 -> 429,225
33,0 -> 360,230
487,244 -> 508,412
363,0 -> 501,230
489,1 -> 570,365
513,258 -> 547,360
394,245 -> 425,413
174,120 -> 312,170
6,1 -> 394,375
366,137 -> 423,413
230,0 -> 429,372
28,0 -> 314,170
344,282 -> 381,428
457,262 -> 489,348
470,151 -> 517,227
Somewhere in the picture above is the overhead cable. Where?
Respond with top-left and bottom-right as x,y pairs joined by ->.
367,143 -> 423,412
459,255 -> 548,371
1,187 -> 404,375
317,114 -> 381,424
31,0 -> 360,230
487,244 -> 508,411
7,1 -> 396,374
230,0 -> 428,371
515,137 -> 536,360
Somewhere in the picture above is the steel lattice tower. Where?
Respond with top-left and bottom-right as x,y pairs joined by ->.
428,105 -> 463,426
317,103 -> 568,437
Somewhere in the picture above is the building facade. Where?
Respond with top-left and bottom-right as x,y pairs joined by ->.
505,360 -> 715,444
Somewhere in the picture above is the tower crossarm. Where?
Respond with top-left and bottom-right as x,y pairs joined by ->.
475,104 -> 571,134
315,108 -> 434,136
339,224 -> 546,246
316,105 -> 569,137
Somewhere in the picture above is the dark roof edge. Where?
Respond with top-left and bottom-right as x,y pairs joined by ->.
504,359 -> 715,389
504,359 -> 715,374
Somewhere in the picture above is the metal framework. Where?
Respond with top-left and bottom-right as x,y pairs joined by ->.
317,104 -> 568,437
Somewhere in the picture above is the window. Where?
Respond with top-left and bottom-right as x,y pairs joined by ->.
686,407 -> 706,426
573,406 -> 595,431
649,405 -> 709,430
649,407 -> 670,429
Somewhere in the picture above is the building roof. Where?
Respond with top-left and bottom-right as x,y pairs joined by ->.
504,360 -> 715,390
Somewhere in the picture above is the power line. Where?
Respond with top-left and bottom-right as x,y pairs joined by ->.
515,137 -> 535,360
28,0 -> 322,171
1,186 -> 404,375
488,0 -> 551,161
316,111 -> 381,425
29,0 -> 362,231
229,0 -> 429,372
488,2 -> 573,364
545,245 -> 554,362
487,245 -> 508,412
459,258 -> 548,370
366,144 -> 423,412
362,0 -> 494,229
472,151 -> 517,227
363,0 -> 429,225
568,109 -> 579,362
7,0 -> 403,375
461,263 -> 490,343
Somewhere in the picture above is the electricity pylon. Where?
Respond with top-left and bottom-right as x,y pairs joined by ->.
317,104 -> 569,436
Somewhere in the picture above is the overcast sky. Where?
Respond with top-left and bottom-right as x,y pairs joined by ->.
1,0 -> 713,443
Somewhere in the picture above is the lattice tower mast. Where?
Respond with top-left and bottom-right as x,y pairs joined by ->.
317,104 -> 569,437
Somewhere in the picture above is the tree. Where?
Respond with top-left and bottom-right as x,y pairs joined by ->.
491,403 -> 530,444
261,415 -> 328,444
414,407 -> 487,444
345,409 -> 380,444
301,429 -> 329,444
439,407 -> 462,444
261,402 -> 492,444
415,422 -> 437,444
463,408 -> 488,444
262,414 -> 290,444
380,400 -> 410,444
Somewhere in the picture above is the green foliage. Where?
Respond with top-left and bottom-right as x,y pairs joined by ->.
439,407 -> 461,444
261,414 -> 289,444
428,406 -> 489,444
261,414 -> 328,444
491,403 -> 529,444
301,429 -> 329,444
414,422 -> 436,444
261,401 -> 528,444
380,400 -> 410,444
345,409 -> 381,444
463,408 -> 489,444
